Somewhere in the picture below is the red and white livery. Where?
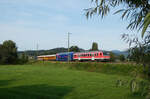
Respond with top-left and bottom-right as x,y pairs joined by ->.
73,51 -> 110,61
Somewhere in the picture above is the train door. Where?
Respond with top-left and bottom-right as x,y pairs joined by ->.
68,54 -> 71,61
92,53 -> 95,61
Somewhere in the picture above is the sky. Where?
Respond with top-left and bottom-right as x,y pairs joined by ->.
0,0 -> 137,51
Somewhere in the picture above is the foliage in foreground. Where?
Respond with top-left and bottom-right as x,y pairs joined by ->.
85,0 -> 150,37
116,68 -> 150,99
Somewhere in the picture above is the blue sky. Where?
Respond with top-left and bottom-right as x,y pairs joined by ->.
0,0 -> 136,51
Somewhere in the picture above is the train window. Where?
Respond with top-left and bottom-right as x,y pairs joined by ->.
97,53 -> 98,56
100,53 -> 102,56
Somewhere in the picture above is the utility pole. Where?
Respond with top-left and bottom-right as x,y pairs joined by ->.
68,32 -> 71,63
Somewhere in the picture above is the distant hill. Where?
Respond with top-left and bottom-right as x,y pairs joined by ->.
111,50 -> 121,54
18,47 -> 85,56
111,50 -> 129,57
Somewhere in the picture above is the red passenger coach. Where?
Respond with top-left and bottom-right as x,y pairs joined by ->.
73,51 -> 110,61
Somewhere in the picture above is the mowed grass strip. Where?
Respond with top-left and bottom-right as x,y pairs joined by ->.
0,63 -> 144,99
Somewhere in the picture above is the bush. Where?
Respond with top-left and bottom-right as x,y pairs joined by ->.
119,54 -> 125,62
16,53 -> 29,64
109,52 -> 117,62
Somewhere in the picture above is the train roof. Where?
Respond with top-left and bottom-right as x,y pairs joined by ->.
37,54 -> 56,57
74,51 -> 104,54
57,52 -> 74,55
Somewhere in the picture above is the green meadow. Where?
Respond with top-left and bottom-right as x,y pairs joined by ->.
0,62 -> 145,99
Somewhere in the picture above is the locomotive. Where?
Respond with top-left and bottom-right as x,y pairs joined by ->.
37,51 -> 110,61
73,51 -> 110,61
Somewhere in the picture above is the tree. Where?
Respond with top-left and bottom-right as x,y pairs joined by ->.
109,52 -> 116,62
70,46 -> 80,52
91,42 -> 98,51
122,34 -> 150,71
142,13 -> 150,37
85,0 -> 150,37
0,40 -> 18,64
0,44 -> 4,64
20,53 -> 28,63
85,1 -> 150,96
120,34 -> 150,98
119,54 -> 125,62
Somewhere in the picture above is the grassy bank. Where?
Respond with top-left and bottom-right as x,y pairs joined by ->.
0,62 -> 146,99
32,61 -> 145,77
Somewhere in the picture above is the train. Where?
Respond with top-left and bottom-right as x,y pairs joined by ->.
37,54 -> 56,61
37,51 -> 110,62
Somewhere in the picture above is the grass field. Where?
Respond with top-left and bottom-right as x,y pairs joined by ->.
0,62 -> 145,99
